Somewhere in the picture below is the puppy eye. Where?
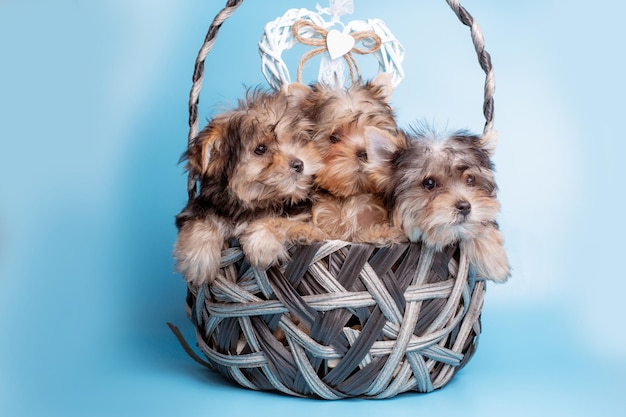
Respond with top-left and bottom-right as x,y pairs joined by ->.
329,134 -> 340,144
422,177 -> 437,190
466,175 -> 475,186
254,144 -> 267,155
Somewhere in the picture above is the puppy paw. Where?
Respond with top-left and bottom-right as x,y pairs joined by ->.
241,224 -> 289,268
462,229 -> 511,283
174,219 -> 225,285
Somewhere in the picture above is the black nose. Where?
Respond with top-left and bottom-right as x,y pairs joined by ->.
356,150 -> 368,162
290,158 -> 304,173
456,200 -> 471,216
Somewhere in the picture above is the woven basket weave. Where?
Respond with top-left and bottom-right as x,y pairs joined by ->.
173,0 -> 496,399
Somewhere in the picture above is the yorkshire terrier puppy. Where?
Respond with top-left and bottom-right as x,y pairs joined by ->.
174,85 -> 322,285
301,73 -> 407,244
387,128 -> 510,282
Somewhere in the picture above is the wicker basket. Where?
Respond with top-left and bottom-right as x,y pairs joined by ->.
171,0 -> 496,399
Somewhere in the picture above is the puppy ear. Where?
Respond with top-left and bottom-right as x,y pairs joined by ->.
365,126 -> 405,162
186,119 -> 226,176
283,82 -> 311,107
365,126 -> 406,192
370,72 -> 394,103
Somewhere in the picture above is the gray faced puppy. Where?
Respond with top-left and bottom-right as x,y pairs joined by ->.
385,127 -> 510,282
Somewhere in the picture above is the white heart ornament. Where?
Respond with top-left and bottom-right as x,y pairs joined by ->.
326,29 -> 355,60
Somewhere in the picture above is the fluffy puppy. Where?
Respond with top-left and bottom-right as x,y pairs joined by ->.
174,85 -> 322,285
388,128 -> 510,282
302,74 -> 407,244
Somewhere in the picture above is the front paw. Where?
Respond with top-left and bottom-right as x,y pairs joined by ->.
241,226 -> 289,269
462,233 -> 511,283
174,219 -> 224,285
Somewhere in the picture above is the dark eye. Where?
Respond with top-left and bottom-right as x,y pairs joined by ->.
422,177 -> 436,190
254,144 -> 267,155
329,134 -> 340,144
466,175 -> 475,186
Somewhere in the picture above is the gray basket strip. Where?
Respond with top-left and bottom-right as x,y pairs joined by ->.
404,279 -> 455,302
211,278 -> 263,304
450,280 -> 485,354
365,300 -> 422,396
284,242 -> 325,286
261,364 -> 305,397
207,291 -> 378,318
214,317 -> 238,352
411,245 -> 436,286
364,246 -> 436,395
375,361 -> 416,399
306,262 -> 349,293
267,267 -> 319,327
423,252 -> 470,334
333,357 -> 385,396
202,315 -> 222,340
238,316 -> 262,352
310,244 -> 375,343
219,247 -> 244,268
252,267 -> 275,299
407,351 -> 436,393
311,240 -> 352,263
322,308 -> 387,387
432,363 -> 456,390
421,345 -> 463,365
278,317 -> 342,359
249,364 -> 303,397
372,324 -> 462,359
197,340 -> 266,368
343,327 -> 373,369
228,366 -> 259,391
287,334 -> 344,400
251,317 -> 300,387
368,245 -> 412,313
193,285 -> 208,326
359,263 -> 402,324
208,301 -> 287,317
296,244 -> 378,393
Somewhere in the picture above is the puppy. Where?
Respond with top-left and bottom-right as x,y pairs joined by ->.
388,128 -> 510,282
174,85 -> 322,285
301,73 -> 407,244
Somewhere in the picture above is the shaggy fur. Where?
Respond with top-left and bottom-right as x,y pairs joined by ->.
174,85 -> 323,285
302,73 -> 407,244
387,127 -> 510,282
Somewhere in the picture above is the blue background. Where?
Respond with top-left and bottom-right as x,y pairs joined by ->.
1,1 -> 625,416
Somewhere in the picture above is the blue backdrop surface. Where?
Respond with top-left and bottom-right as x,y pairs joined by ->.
1,1 -> 624,416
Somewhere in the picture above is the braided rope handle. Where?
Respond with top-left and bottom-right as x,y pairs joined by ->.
186,0 -> 497,195
444,0 -> 496,152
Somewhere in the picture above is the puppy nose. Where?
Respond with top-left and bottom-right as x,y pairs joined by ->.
456,200 -> 472,216
290,158 -> 304,173
356,149 -> 368,162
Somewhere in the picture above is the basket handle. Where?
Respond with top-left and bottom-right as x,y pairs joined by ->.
445,0 -> 496,150
186,0 -> 496,196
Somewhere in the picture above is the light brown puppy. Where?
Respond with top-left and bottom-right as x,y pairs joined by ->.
302,74 -> 407,244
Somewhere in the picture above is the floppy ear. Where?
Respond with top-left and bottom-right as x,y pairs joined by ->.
365,126 -> 405,163
369,72 -> 394,103
186,118 -> 228,177
365,126 -> 406,192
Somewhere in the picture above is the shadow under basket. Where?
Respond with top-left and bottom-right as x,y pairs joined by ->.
177,240 -> 486,399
